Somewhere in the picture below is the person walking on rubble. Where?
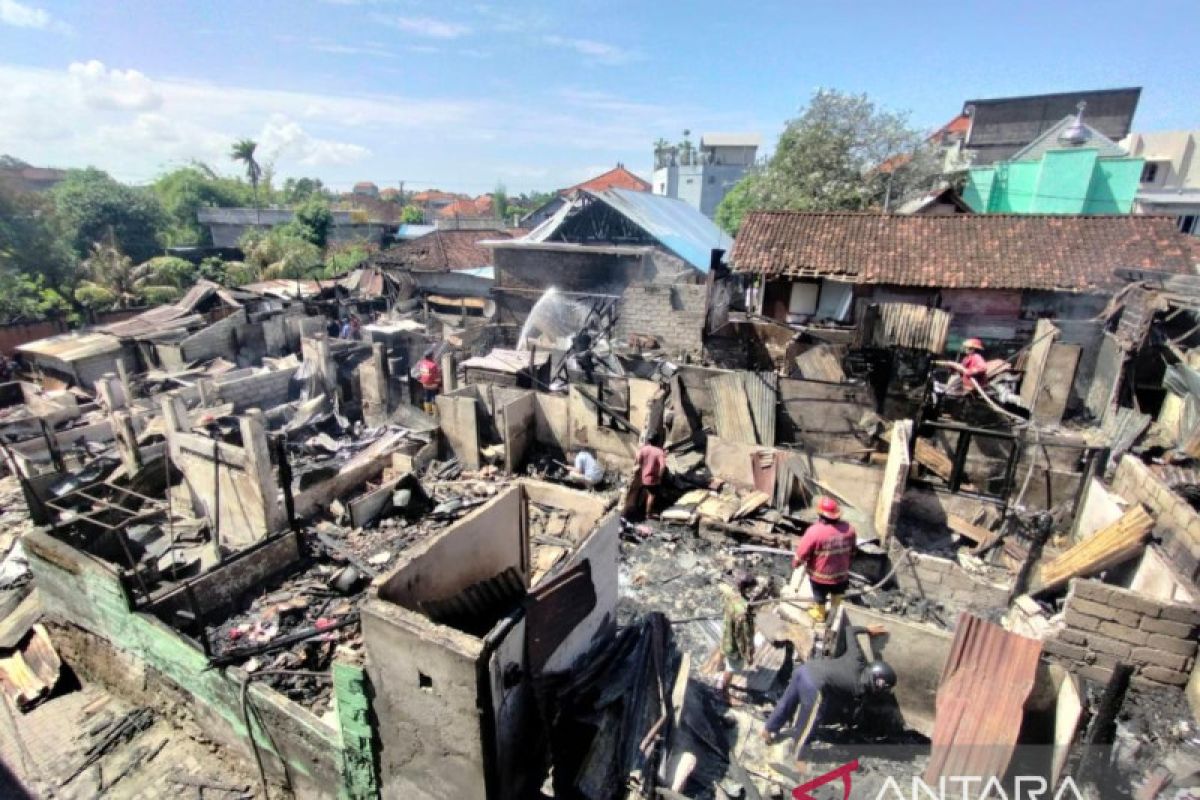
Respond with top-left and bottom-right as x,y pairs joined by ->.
793,497 -> 856,624
634,433 -> 666,520
416,347 -> 442,415
760,625 -> 896,750
717,570 -> 760,703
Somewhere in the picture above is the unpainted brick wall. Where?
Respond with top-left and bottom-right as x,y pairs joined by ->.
181,310 -> 248,363
1043,578 -> 1200,687
1111,455 -> 1200,583
614,284 -> 706,355
888,539 -> 1010,618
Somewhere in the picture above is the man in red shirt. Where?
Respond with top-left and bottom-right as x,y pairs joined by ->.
416,347 -> 442,415
634,434 -> 666,520
935,337 -> 989,395
793,497 -> 857,624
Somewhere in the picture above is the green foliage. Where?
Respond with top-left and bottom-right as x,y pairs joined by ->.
73,282 -> 119,310
288,197 -> 333,248
714,89 -> 941,233
399,205 -> 425,224
230,139 -> 263,213
324,242 -> 375,276
494,183 -> 509,221
221,261 -> 257,287
151,164 -> 254,246
52,168 -> 166,263
0,178 -> 76,287
0,270 -> 73,323
240,228 -> 322,281
138,285 -> 183,304
77,242 -> 139,308
197,256 -> 228,284
138,255 -> 196,289
282,177 -> 330,204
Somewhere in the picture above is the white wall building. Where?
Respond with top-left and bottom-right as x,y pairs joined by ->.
1121,130 -> 1200,234
652,133 -> 760,219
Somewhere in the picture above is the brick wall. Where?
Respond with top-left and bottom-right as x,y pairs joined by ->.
181,310 -> 248,362
213,366 -> 297,412
614,284 -> 706,355
888,539 -> 1010,617
1112,455 -> 1200,583
1043,578 -> 1199,687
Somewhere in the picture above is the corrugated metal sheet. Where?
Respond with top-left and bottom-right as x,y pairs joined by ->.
868,303 -> 952,353
589,188 -> 730,272
243,279 -> 325,299
745,371 -> 777,447
710,373 -> 757,445
461,348 -> 551,375
418,566 -> 527,627
0,624 -> 61,711
97,280 -> 242,339
924,613 -> 1043,785
16,331 -> 122,361
525,188 -> 731,272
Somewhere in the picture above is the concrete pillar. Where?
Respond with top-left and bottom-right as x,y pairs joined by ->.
113,410 -> 141,474
95,373 -> 127,412
360,344 -> 390,427
441,351 -> 457,394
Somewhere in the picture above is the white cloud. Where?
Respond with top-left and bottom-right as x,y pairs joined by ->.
259,115 -> 370,166
378,15 -> 470,39
311,42 -> 398,58
543,35 -> 637,65
68,60 -> 163,111
0,0 -> 68,32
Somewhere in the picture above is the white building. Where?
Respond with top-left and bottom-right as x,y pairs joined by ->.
652,133 -> 760,219
1121,130 -> 1200,234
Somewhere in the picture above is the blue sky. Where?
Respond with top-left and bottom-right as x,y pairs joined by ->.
0,0 -> 1197,195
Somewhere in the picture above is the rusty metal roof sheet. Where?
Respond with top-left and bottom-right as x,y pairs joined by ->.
924,613 -> 1043,785
0,623 -> 62,711
16,330 -> 123,361
96,280 -> 242,339
418,566 -> 527,630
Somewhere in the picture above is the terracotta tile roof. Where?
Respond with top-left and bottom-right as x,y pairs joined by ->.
563,164 -> 650,195
438,197 -> 493,218
731,211 -> 1199,291
372,229 -> 520,271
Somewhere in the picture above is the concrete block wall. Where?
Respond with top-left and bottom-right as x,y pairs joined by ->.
1043,578 -> 1200,687
888,539 -> 1010,617
214,367 -> 297,413
1112,455 -> 1200,583
614,284 -> 706,354
181,310 -> 247,362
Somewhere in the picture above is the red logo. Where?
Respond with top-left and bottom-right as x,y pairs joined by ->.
792,759 -> 860,800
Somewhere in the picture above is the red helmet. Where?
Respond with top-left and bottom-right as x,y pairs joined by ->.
963,338 -> 984,351
817,496 -> 842,520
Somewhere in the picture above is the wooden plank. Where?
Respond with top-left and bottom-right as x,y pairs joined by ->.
1032,505 -> 1153,594
794,345 -> 845,382
1020,319 -> 1059,410
1032,343 -> 1081,425
946,513 -> 994,546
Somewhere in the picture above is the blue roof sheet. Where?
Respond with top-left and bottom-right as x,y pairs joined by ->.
588,188 -> 731,272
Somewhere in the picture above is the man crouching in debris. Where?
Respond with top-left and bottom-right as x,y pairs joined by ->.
567,446 -> 605,488
759,625 -> 896,749
716,570 -> 761,703
793,497 -> 856,624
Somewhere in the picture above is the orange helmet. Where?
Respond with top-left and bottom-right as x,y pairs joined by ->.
817,496 -> 842,520
963,338 -> 984,352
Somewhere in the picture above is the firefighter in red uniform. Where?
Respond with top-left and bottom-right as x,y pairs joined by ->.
416,348 -> 442,415
793,497 -> 857,624
935,337 -> 989,395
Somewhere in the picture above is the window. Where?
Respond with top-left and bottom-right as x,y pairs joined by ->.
685,178 -> 693,184
787,280 -> 853,324
787,282 -> 819,321
1141,162 -> 1159,183
1179,215 -> 1199,235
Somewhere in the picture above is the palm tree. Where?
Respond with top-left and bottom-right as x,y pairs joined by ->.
230,139 -> 263,225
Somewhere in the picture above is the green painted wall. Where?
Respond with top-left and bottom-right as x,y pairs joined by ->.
964,148 -> 1143,215
1032,149 -> 1097,213
26,531 -> 377,799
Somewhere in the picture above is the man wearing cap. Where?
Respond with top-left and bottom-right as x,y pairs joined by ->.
793,497 -> 857,624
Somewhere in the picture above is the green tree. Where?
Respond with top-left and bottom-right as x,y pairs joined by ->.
240,228 -> 322,280
75,242 -> 139,309
399,205 -> 424,224
324,242 -> 375,276
282,177 -> 330,204
494,182 -> 509,221
0,177 -> 76,287
230,139 -> 263,224
288,197 -> 333,248
714,89 -> 941,233
138,255 -> 196,289
52,168 -> 166,263
151,164 -> 254,246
